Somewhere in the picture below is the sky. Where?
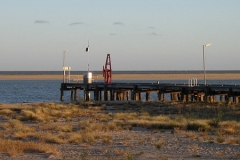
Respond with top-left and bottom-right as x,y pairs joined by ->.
1,0 -> 240,71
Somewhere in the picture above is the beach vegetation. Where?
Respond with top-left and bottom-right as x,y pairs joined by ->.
0,139 -> 58,156
155,140 -> 165,149
0,101 -> 239,158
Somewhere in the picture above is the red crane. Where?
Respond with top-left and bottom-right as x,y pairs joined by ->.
103,54 -> 112,84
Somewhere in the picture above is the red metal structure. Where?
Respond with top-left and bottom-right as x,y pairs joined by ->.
103,54 -> 112,84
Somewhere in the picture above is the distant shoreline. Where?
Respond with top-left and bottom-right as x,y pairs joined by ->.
0,73 -> 240,80
0,70 -> 240,75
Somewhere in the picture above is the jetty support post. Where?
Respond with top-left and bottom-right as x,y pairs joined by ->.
104,84 -> 109,101
74,89 -> 78,101
60,83 -> 64,101
84,85 -> 90,101
70,90 -> 74,100
94,87 -> 99,101
157,90 -> 162,102
146,91 -> 150,101
180,88 -> 186,102
110,89 -> 114,101
131,90 -> 135,100
204,87 -> 209,102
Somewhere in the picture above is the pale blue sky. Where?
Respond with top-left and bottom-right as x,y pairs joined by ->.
1,0 -> 240,71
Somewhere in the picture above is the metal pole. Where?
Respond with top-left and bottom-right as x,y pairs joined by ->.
88,51 -> 89,72
87,40 -> 89,72
63,50 -> 68,83
203,45 -> 206,85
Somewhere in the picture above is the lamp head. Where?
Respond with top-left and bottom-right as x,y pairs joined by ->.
204,43 -> 211,47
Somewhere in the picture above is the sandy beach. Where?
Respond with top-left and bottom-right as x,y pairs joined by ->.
0,73 -> 240,80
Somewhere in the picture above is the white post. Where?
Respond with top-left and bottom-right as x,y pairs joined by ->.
203,43 -> 211,85
63,50 -> 68,83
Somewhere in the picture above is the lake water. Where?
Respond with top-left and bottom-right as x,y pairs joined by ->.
0,79 -> 240,103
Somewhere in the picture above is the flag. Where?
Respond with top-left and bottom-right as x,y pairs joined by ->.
86,47 -> 89,52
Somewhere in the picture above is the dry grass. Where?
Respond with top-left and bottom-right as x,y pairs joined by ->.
155,140 -> 165,149
0,108 -> 13,115
228,138 -> 240,144
216,136 -> 225,143
0,139 -> 58,156
0,101 -> 239,158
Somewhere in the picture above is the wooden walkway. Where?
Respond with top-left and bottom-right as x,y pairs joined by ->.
60,82 -> 240,103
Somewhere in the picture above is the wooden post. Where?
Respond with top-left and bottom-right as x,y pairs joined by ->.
233,96 -> 237,104
126,91 -> 129,101
138,92 -> 142,101
94,89 -> 99,101
181,91 -> 186,102
225,95 -> 229,103
84,90 -> 90,101
104,85 -> 108,101
220,95 -> 223,102
146,92 -> 150,101
74,89 -> 78,101
110,90 -> 114,101
99,90 -> 103,101
70,90 -> 74,100
158,91 -> 162,102
177,93 -> 181,101
131,91 -> 135,100
162,93 -> 165,102
135,92 -> 139,101
60,84 -> 64,101
185,94 -> 188,102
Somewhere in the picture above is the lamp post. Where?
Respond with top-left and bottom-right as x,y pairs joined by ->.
203,43 -> 211,85
63,50 -> 68,83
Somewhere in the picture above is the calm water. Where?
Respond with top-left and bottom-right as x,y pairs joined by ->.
0,79 -> 240,103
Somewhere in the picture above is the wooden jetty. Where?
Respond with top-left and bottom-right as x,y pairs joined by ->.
60,82 -> 240,103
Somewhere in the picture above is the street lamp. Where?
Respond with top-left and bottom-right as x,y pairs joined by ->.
63,50 -> 68,83
203,43 -> 211,85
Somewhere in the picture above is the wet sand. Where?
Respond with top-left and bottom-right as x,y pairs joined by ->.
0,73 -> 239,80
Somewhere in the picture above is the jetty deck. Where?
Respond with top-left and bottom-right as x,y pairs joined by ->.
60,82 -> 240,103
